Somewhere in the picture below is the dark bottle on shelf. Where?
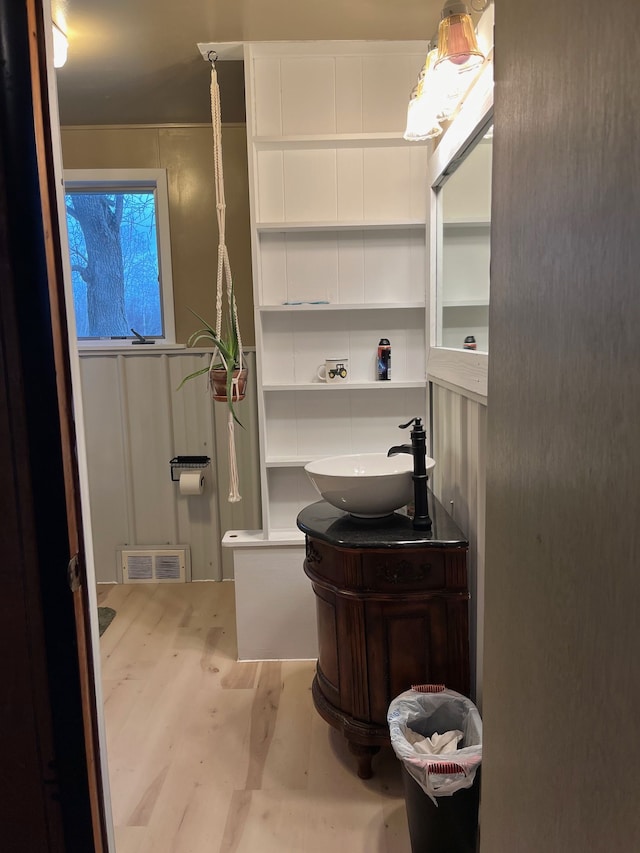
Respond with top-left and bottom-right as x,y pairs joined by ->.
377,338 -> 391,380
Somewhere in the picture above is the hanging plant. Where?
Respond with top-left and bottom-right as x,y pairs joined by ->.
178,305 -> 247,426
178,53 -> 246,502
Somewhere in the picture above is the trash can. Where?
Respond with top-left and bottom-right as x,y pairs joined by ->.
388,686 -> 482,853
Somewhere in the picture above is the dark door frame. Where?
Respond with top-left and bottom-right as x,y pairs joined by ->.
0,0 -> 108,849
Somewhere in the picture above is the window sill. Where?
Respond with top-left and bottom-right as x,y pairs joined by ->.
76,342 -> 187,355
76,343 -> 257,356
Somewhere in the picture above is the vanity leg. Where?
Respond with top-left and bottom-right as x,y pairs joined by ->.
348,741 -> 380,780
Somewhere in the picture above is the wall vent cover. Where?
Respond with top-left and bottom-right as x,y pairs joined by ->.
117,547 -> 191,584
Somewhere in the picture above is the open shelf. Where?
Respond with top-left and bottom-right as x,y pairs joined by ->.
265,457 -> 314,468
253,132 -> 421,148
443,219 -> 491,229
258,301 -> 426,312
442,299 -> 489,308
262,381 -> 424,391
257,220 -> 426,232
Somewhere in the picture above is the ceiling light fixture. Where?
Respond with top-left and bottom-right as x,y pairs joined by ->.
52,21 -> 68,69
436,0 -> 485,71
403,0 -> 491,142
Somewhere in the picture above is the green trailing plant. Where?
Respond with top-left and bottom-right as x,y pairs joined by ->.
178,305 -> 245,427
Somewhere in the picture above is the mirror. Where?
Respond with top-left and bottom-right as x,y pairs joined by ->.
438,126 -> 492,353
426,61 -> 493,399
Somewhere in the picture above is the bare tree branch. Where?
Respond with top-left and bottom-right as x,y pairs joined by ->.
71,264 -> 89,282
66,203 -> 80,223
114,194 -> 124,229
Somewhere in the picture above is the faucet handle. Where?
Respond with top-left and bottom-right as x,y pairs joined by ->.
399,416 -> 423,430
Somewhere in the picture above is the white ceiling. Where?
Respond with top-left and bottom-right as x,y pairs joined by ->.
52,0 -> 446,125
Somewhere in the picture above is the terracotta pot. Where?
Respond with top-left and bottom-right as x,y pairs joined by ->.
209,367 -> 248,403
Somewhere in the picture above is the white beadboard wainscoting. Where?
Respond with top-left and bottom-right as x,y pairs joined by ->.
78,349 -> 260,583
430,380 -> 487,705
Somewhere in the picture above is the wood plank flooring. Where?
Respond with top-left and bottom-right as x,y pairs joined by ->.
97,582 -> 411,853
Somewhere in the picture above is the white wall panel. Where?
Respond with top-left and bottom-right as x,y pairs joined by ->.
410,147 -> 429,220
257,233 -> 288,305
233,545 -> 317,660
363,148 -> 412,220
335,57 -> 363,133
283,150 -> 337,221
252,57 -> 282,137
337,232 -> 365,303
263,387 -> 426,465
267,470 -> 320,531
256,150 -> 285,221
361,55 -> 416,133
280,58 -> 336,135
121,355 -> 177,545
282,232 -> 339,302
336,149 -> 364,221
249,44 -> 427,140
212,352 -> 262,578
79,356 -> 131,582
168,354 -> 221,581
79,351 -> 260,583
430,382 -> 487,703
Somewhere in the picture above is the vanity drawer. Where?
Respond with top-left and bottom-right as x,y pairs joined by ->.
304,537 -> 345,587
360,550 -> 447,592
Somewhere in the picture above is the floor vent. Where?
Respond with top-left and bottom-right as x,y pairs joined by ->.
118,547 -> 191,583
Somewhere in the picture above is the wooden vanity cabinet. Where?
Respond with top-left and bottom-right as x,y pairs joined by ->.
299,498 -> 470,779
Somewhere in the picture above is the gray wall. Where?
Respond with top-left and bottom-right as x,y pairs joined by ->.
481,1 -> 640,850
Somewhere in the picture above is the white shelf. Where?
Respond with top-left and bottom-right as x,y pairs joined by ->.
268,529 -> 306,543
257,220 -> 426,232
258,302 -> 426,312
265,457 -> 314,468
442,299 -> 490,308
222,529 -> 304,547
262,381 -> 424,392
443,219 -> 491,229
253,133 -> 423,148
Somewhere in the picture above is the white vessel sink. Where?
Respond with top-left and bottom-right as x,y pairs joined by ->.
304,452 -> 436,519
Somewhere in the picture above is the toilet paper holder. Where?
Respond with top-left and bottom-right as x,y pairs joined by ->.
169,456 -> 211,482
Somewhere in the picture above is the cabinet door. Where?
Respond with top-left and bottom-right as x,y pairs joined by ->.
365,595 -> 470,724
313,583 -> 341,710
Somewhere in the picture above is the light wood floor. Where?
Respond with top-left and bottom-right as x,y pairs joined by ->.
97,582 -> 411,853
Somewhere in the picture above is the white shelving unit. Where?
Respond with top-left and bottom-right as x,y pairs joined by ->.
242,40 -> 430,541
217,40 -> 430,660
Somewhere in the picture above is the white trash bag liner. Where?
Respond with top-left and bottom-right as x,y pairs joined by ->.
388,688 -> 482,800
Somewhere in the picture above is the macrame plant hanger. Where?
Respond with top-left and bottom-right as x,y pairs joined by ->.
209,52 -> 244,502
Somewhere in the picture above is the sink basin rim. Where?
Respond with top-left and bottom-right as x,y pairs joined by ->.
304,452 -> 436,518
305,452 -> 414,478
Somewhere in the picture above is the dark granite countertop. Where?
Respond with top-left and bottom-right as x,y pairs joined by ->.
296,492 -> 468,549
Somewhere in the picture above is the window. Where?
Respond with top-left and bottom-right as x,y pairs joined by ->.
63,169 -> 175,344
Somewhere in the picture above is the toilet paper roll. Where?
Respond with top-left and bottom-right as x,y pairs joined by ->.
179,470 -> 205,495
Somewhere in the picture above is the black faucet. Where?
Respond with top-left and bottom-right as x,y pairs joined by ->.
388,417 -> 432,531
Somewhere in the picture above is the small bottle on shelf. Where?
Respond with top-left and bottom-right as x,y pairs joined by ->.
377,338 -> 391,380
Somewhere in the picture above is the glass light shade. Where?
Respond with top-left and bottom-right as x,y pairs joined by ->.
53,22 -> 68,68
404,95 -> 442,141
403,53 -> 443,141
436,12 -> 484,71
433,59 -> 465,120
